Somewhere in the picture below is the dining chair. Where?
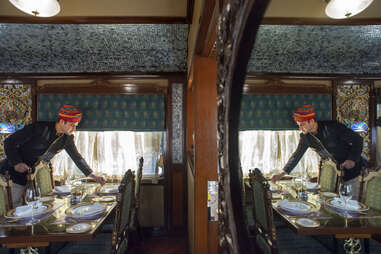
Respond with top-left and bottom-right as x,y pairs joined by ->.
111,169 -> 136,254
129,157 -> 144,234
34,161 -> 55,196
248,168 -> 279,253
0,173 -> 11,217
248,168 -> 331,254
56,169 -> 136,254
318,159 -> 339,193
361,170 -> 381,251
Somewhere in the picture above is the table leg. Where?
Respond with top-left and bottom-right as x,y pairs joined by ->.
20,247 -> 39,254
343,238 -> 361,254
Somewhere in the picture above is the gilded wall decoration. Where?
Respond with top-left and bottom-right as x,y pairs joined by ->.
0,84 -> 32,159
336,84 -> 370,160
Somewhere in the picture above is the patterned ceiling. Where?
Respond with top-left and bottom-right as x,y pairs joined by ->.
249,25 -> 381,75
0,24 -> 188,73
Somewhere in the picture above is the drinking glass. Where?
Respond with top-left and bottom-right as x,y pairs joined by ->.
339,183 -> 352,210
25,187 -> 41,225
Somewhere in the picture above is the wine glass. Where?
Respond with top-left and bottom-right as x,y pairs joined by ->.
25,186 -> 41,225
339,183 -> 352,216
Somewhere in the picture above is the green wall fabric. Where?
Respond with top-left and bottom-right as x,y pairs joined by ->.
240,94 -> 332,130
38,94 -> 165,131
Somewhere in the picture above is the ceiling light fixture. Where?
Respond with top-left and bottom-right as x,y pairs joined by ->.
325,0 -> 374,19
9,0 -> 61,17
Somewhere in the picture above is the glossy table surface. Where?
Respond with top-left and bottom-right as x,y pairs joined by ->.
0,184 -> 117,247
272,181 -> 381,237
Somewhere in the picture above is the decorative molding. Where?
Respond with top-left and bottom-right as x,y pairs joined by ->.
216,0 -> 270,253
171,83 -> 183,164
0,16 -> 188,24
243,78 -> 332,94
262,17 -> 381,26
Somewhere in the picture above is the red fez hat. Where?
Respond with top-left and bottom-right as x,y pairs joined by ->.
293,104 -> 315,122
58,104 -> 82,123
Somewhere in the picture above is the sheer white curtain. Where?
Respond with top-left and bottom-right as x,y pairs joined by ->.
51,131 -> 163,177
239,130 -> 320,176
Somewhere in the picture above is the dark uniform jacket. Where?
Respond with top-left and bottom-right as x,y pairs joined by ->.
0,121 -> 92,185
282,120 -> 364,182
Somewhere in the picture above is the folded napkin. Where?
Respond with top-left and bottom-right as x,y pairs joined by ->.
100,186 -> 119,193
14,203 -> 47,217
330,198 -> 361,210
73,202 -> 105,216
278,199 -> 310,212
306,182 -> 319,190
55,185 -> 71,193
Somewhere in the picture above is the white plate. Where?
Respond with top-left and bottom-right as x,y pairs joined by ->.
40,196 -> 54,202
295,218 -> 320,228
66,223 -> 91,233
278,200 -> 312,213
326,198 -> 369,212
93,196 -> 115,202
321,192 -> 338,198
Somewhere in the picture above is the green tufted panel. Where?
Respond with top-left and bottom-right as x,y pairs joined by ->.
319,162 -> 337,192
0,187 -> 7,217
364,176 -> 381,211
240,94 -> 332,130
35,164 -> 53,196
253,180 -> 269,232
38,94 -> 165,131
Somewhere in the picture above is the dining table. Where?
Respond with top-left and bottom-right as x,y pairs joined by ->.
271,180 -> 381,254
0,183 -> 119,253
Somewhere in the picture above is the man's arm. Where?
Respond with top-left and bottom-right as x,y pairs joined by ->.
271,134 -> 308,183
64,135 -> 105,185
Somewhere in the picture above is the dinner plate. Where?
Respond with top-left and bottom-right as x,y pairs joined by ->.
66,223 -> 91,234
277,199 -> 316,215
295,218 -> 320,228
6,203 -> 54,219
65,202 -> 106,218
321,192 -> 338,198
325,197 -> 369,212
96,185 -> 119,195
40,196 -> 54,202
92,196 -> 115,202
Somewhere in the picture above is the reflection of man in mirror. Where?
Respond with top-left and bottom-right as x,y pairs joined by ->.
0,104 -> 105,206
271,104 -> 364,198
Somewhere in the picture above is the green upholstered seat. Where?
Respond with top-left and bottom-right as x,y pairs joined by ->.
319,160 -> 339,193
34,162 -> 54,196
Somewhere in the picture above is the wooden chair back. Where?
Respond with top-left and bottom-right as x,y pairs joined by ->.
34,161 -> 55,196
129,157 -> 144,230
248,168 -> 278,254
0,174 -> 11,216
111,169 -> 135,254
362,170 -> 381,211
318,159 -> 339,193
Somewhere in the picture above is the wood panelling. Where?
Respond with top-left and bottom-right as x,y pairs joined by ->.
172,169 -> 184,227
0,16 -> 188,24
262,17 -> 381,25
193,55 -> 217,254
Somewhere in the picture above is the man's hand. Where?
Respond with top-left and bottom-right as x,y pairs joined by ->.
14,163 -> 30,173
89,173 -> 106,186
271,172 -> 286,183
340,160 -> 355,170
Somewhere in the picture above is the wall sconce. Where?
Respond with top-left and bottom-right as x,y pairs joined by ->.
325,0 -> 374,19
9,0 -> 61,17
